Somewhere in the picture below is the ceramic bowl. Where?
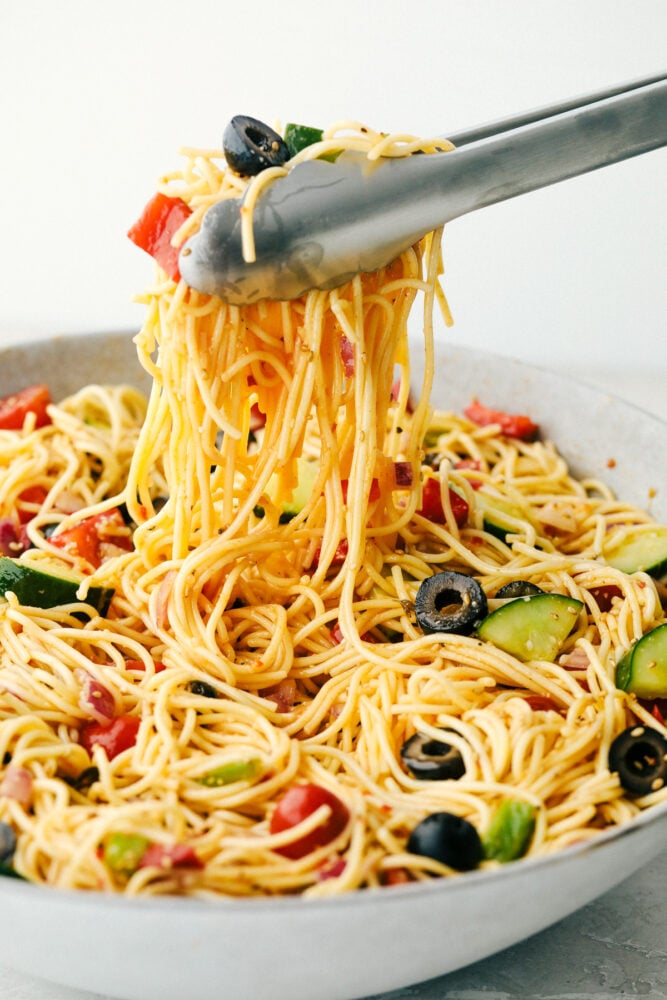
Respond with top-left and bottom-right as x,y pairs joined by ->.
0,331 -> 665,1000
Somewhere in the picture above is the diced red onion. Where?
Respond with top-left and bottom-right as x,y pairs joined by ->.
0,519 -> 20,557
75,669 -> 116,726
263,678 -> 297,713
393,462 -> 413,488
155,570 -> 177,630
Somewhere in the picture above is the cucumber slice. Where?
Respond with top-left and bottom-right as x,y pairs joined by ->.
482,800 -> 537,863
477,593 -> 583,661
282,457 -> 319,517
477,491 -> 530,541
604,526 -> 667,579
283,123 -> 338,162
266,457 -> 319,520
616,623 -> 667,698
0,557 -> 114,615
284,123 -> 324,156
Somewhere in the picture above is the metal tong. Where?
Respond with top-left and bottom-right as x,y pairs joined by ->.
179,73 -> 667,305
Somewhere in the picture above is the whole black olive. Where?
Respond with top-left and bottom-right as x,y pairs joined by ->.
223,115 -> 290,177
0,821 -> 16,864
407,812 -> 482,871
609,725 -> 667,796
495,581 -> 545,599
400,730 -> 466,780
188,680 -> 219,698
414,571 -> 488,635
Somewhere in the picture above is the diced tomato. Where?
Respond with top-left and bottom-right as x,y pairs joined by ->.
127,193 -> 192,282
523,694 -> 561,713
417,478 -> 469,527
138,843 -> 203,871
16,485 -> 49,523
80,715 -> 140,760
0,385 -> 51,431
382,867 -> 414,886
638,698 -> 667,726
124,659 -> 166,674
269,783 -> 350,859
312,538 -> 348,570
317,857 -> 346,881
341,478 -> 380,503
51,509 -> 132,568
463,400 -> 539,441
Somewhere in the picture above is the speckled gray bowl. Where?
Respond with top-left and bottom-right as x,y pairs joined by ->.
0,331 -> 666,1000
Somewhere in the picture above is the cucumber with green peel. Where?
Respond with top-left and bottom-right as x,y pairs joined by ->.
283,123 -> 339,162
476,491 -> 531,542
604,526 -> 667,579
616,623 -> 667,698
482,800 -> 537,862
265,456 -> 319,520
476,592 -> 583,661
0,557 -> 114,615
281,457 -> 319,518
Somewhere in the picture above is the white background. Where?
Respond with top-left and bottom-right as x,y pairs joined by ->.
0,5 -> 664,997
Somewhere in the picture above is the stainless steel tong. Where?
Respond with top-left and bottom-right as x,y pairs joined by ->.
179,74 -> 667,305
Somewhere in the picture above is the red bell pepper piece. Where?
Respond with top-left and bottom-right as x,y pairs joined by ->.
464,400 -> 539,441
128,193 -> 192,282
16,485 -> 49,524
0,385 -> 51,431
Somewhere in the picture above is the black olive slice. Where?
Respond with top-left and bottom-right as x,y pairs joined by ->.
0,821 -> 16,864
188,680 -> 219,698
414,571 -> 488,635
223,115 -> 290,177
608,725 -> 667,796
495,581 -> 545,599
400,730 -> 465,780
407,811 -> 482,871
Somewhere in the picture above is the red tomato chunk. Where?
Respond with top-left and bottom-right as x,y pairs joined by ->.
418,478 -> 468,526
269,783 -> 350,859
80,715 -> 140,760
464,400 -> 539,441
51,509 -> 132,568
127,193 -> 192,282
0,385 -> 52,431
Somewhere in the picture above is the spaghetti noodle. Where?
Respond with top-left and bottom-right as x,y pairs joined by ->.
0,121 -> 666,898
